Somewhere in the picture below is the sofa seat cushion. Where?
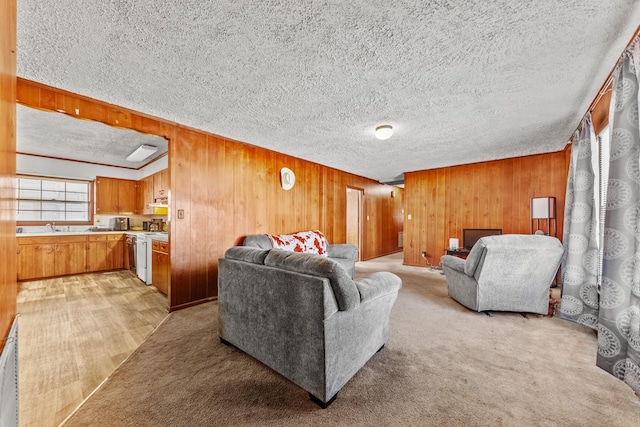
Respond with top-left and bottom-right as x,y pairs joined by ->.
264,249 -> 360,311
268,230 -> 328,256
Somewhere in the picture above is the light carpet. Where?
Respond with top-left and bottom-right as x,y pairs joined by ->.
64,253 -> 640,426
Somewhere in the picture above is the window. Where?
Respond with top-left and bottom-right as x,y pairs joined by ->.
16,176 -> 92,224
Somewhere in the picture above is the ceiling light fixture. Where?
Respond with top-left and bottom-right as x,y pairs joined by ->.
126,144 -> 158,162
375,125 -> 393,140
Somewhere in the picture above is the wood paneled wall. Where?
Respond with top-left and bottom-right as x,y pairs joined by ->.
16,79 -> 404,311
403,149 -> 570,267
1,0 -> 17,341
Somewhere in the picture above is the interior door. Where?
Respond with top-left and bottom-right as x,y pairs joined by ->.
346,187 -> 363,261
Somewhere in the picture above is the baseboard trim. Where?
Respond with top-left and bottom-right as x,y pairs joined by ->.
168,296 -> 218,312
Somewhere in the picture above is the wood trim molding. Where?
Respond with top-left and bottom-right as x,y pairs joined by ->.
0,0 -> 17,341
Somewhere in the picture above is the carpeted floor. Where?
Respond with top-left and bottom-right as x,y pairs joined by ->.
63,253 -> 640,426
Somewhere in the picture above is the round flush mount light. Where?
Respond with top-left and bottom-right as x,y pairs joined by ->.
375,125 -> 393,140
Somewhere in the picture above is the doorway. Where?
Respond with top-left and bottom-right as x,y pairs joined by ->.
346,187 -> 363,261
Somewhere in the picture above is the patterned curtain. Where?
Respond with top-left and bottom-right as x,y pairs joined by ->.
560,113 -> 599,329
597,38 -> 640,394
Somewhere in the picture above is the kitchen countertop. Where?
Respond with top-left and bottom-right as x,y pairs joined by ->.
17,230 -> 169,238
17,230 -> 126,237
148,233 -> 169,242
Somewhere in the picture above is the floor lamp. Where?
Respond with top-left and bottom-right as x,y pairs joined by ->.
530,197 -> 556,236
531,196 -> 559,289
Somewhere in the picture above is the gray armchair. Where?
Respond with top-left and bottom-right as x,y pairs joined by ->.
441,234 -> 563,315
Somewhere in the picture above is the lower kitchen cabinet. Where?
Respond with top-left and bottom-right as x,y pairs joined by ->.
151,240 -> 170,295
87,235 -> 109,272
54,241 -> 87,276
107,236 -> 124,270
17,233 -> 126,281
87,234 -> 124,272
17,243 -> 55,281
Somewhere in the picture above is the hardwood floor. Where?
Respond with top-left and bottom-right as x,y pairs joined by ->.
17,270 -> 168,427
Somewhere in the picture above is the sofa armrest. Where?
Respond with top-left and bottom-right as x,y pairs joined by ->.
327,243 -> 357,260
356,272 -> 402,303
440,255 -> 466,273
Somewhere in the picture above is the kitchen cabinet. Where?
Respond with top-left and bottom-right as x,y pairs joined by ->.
54,241 -> 87,276
153,169 -> 169,201
136,175 -> 154,214
107,235 -> 125,270
86,235 -> 108,272
135,169 -> 168,213
151,239 -> 170,295
17,243 -> 55,281
17,233 -> 126,280
95,176 -> 137,214
86,234 -> 125,272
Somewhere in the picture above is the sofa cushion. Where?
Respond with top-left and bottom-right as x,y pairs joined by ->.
268,230 -> 328,256
224,246 -> 270,265
242,234 -> 273,249
264,249 -> 359,311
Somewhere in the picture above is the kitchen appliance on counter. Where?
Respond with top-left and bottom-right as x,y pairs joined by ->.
110,217 -> 130,231
148,218 -> 165,232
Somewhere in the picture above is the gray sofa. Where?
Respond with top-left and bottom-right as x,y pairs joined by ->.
218,246 -> 402,407
242,233 -> 358,278
441,234 -> 563,315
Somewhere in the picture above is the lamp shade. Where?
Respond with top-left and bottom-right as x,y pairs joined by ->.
531,197 -> 556,219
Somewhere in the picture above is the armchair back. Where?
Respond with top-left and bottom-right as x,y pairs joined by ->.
442,234 -> 564,314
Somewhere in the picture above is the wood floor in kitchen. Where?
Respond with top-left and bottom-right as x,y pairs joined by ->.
17,270 -> 168,427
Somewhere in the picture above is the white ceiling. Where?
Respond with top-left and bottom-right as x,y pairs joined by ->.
17,105 -> 168,169
16,1 -> 640,183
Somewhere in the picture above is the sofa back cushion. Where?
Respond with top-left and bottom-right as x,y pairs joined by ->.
242,234 -> 273,249
264,249 -> 359,311
267,230 -> 328,256
224,246 -> 270,264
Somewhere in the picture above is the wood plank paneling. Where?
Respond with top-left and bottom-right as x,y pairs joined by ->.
17,79 -> 404,311
404,151 -> 569,267
0,0 -> 17,341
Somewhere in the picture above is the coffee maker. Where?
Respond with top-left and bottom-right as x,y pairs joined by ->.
148,218 -> 164,232
110,217 -> 130,231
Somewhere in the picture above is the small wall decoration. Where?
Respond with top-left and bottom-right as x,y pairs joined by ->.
280,167 -> 295,190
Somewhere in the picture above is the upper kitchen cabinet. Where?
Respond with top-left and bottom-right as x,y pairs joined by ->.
95,176 -> 137,214
153,169 -> 169,201
136,169 -> 169,214
136,175 -> 154,214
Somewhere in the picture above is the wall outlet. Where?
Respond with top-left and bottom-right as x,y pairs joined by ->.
421,251 -> 427,258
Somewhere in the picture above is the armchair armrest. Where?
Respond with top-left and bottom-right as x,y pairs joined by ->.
327,243 -> 357,260
440,255 -> 466,273
356,272 -> 402,303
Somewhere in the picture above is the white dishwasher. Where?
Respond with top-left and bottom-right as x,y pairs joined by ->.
136,234 -> 151,284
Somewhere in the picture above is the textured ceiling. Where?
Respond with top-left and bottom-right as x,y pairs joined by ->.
16,105 -> 168,168
16,1 -> 640,183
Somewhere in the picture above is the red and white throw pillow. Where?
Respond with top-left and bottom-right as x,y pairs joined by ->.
268,230 -> 328,256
